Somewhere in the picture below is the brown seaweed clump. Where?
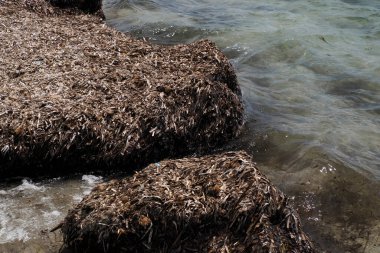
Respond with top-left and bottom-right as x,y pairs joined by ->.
49,0 -> 102,14
61,151 -> 315,253
0,1 -> 243,177
2,0 -> 103,17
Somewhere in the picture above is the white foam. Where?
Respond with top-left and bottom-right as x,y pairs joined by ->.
11,179 -> 45,194
81,175 -> 103,185
42,210 -> 61,218
0,201 -> 34,243
0,179 -> 56,243
0,176 -> 103,243
0,226 -> 30,243
72,194 -> 83,202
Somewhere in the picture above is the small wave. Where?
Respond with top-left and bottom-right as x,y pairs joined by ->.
0,176 -> 104,243
82,175 -> 102,185
13,179 -> 45,192
0,179 -> 45,197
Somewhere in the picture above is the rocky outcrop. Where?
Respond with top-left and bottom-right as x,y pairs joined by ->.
61,151 -> 315,253
0,0 -> 243,178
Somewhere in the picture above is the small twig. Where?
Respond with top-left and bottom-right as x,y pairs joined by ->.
50,221 -> 63,232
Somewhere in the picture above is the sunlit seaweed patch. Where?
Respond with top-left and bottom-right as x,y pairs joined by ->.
61,151 -> 315,253
0,1 -> 243,178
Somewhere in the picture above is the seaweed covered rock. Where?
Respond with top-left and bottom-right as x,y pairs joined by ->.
0,1 -> 243,177
4,0 -> 103,17
49,0 -> 102,14
61,151 -> 315,253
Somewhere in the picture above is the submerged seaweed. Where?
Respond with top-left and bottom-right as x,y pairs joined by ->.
0,1 -> 243,178
61,151 -> 315,253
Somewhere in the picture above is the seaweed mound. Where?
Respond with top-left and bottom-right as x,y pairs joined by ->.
49,0 -> 102,14
3,0 -> 103,17
0,1 -> 243,177
61,151 -> 315,253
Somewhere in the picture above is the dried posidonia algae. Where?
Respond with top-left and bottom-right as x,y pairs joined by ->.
60,151 -> 316,253
0,0 -> 243,178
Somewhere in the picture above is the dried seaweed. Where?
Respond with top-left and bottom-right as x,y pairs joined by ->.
2,0 -> 101,16
60,151 -> 315,253
0,1 -> 243,177
49,0 -> 103,14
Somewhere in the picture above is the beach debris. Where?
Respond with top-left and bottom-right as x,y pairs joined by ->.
60,151 -> 315,253
0,1 -> 243,178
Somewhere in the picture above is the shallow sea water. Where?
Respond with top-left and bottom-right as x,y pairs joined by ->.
1,0 -> 379,252
0,175 -> 102,252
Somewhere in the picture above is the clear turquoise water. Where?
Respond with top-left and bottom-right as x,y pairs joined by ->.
0,1 -> 379,252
